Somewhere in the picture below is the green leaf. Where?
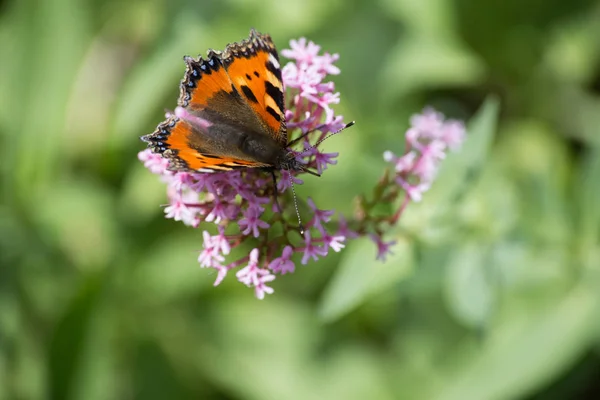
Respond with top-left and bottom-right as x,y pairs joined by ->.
32,180 -> 118,271
318,237 -> 413,322
132,232 -> 212,302
433,283 -> 600,400
8,322 -> 48,399
443,242 -> 494,330
379,0 -> 458,36
67,306 -> 122,400
576,148 -> 600,252
48,271 -> 106,400
381,37 -> 485,98
6,0 -> 90,197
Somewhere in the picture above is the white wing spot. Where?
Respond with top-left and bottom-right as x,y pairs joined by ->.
268,53 -> 280,69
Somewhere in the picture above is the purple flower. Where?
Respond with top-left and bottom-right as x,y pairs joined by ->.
167,172 -> 194,192
205,199 -> 232,224
277,170 -> 304,193
336,215 -> 359,239
410,107 -> 444,137
164,189 -> 199,227
307,198 -> 334,230
384,151 -> 417,173
198,231 -> 225,268
305,145 -> 338,174
313,53 -> 341,75
384,107 -> 467,203
370,234 -> 397,262
268,246 -> 295,274
321,233 -> 346,252
281,38 -> 322,67
139,149 -> 171,175
212,265 -> 228,286
440,120 -> 466,150
395,178 -> 431,202
141,34 -> 467,299
238,207 -> 270,238
301,231 -> 328,265
211,226 -> 231,256
236,249 -> 276,299
358,106 -> 467,260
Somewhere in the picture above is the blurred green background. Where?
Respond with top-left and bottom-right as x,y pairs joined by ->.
2,0 -> 600,399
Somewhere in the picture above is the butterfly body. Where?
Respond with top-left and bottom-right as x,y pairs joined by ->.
142,29 -> 301,175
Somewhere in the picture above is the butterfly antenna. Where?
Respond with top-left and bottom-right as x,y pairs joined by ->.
288,173 -> 304,234
287,121 -> 355,148
313,121 -> 355,148
296,121 -> 355,157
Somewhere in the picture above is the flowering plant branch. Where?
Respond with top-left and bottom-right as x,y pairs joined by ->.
139,38 -> 466,298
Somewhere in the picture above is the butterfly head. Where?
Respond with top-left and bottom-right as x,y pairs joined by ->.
276,150 -> 310,173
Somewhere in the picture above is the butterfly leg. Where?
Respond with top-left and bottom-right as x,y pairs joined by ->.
271,170 -> 283,212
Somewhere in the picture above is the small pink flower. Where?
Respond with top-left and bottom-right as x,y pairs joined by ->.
321,115 -> 346,133
337,215 -> 359,239
313,151 -> 338,174
440,120 -> 466,150
212,265 -> 228,286
384,107 -> 466,206
411,146 -> 444,181
396,177 -> 431,202
236,249 -> 276,299
301,231 -> 328,265
321,233 -> 345,252
242,193 -> 271,214
198,231 -> 225,268
410,107 -> 444,137
167,172 -> 195,192
164,191 -> 198,226
205,200 -> 232,224
387,151 -> 417,174
138,149 -> 171,175
277,170 -> 304,193
238,207 -> 270,237
313,53 -> 341,75
370,234 -> 397,262
307,198 -> 334,230
211,226 -> 231,256
281,38 -> 322,66
269,246 -> 295,274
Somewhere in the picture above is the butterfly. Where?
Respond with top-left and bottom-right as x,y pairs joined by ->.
141,29 -> 318,179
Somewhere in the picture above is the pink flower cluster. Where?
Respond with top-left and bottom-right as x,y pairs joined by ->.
364,108 -> 466,261
140,34 -> 469,298
139,37 -> 349,299
282,38 -> 346,135
383,108 -> 466,202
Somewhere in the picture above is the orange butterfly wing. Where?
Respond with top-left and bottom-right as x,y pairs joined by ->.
148,116 -> 260,172
142,30 -> 287,173
222,30 -> 287,145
